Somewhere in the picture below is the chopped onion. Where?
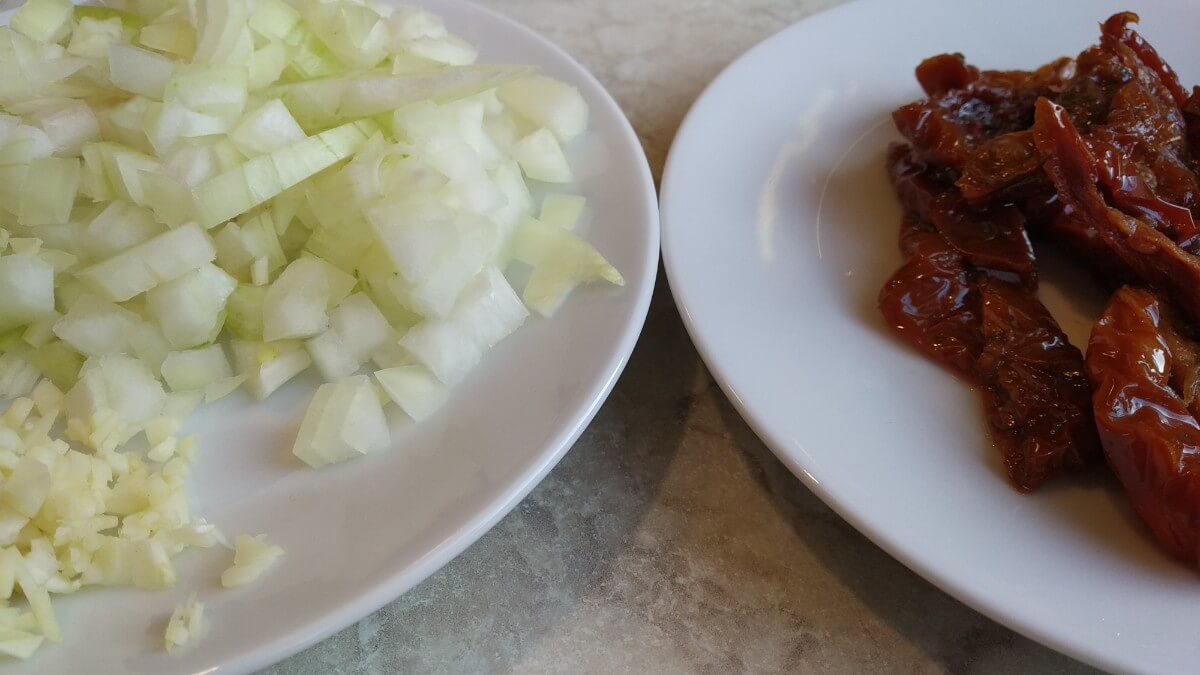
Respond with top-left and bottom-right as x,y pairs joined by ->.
0,254 -> 54,331
160,345 -> 233,392
229,99 -> 306,157
75,222 -> 217,302
68,17 -> 123,58
511,128 -> 573,183
262,257 -> 329,342
107,43 -> 175,99
17,156 -> 79,227
0,0 -> 624,656
498,75 -> 589,142
374,364 -> 447,422
231,339 -> 310,399
292,375 -> 388,467
146,263 -> 237,349
400,267 -> 527,384
329,293 -> 393,362
52,295 -> 139,357
11,0 -> 73,44
26,99 -> 99,157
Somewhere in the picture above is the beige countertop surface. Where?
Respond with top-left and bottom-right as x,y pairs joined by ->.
267,1 -> 1103,672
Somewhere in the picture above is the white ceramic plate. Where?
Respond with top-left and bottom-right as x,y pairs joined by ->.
661,1 -> 1200,673
0,1 -> 658,672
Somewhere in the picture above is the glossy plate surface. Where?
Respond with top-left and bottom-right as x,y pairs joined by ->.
0,0 -> 659,671
661,1 -> 1194,673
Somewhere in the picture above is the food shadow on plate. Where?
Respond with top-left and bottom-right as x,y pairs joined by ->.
803,111 -> 1193,580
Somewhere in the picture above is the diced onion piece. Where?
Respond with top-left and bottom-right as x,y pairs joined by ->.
497,75 -> 589,142
513,218 -> 624,316
23,312 -> 61,347
386,7 -> 448,42
68,17 -> 123,58
163,391 -> 204,420
250,256 -> 269,286
224,284 -> 266,341
128,321 -> 172,375
11,0 -> 73,44
52,295 -> 139,357
220,534 -> 283,587
192,119 -> 376,228
214,214 -> 285,277
107,43 -> 175,99
452,267 -> 529,349
81,201 -> 164,260
305,330 -> 359,381
262,257 -> 329,342
139,172 -> 197,228
305,1 -> 389,70
65,354 -> 166,431
402,35 -> 477,67
138,22 -> 195,59
163,64 -> 248,124
329,293 -> 392,362
511,128 -> 573,183
75,223 -> 216,302
0,354 -> 43,400
29,379 -> 63,414
145,103 -> 229,156
248,0 -> 300,41
292,375 -> 388,467
306,255 -> 356,308
27,342 -> 82,391
192,0 -> 251,65
81,143 -> 161,206
374,365 -> 447,422
27,100 -> 99,157
71,5 -> 141,26
160,345 -> 232,392
0,125 -> 55,166
146,263 -> 237,349
18,156 -> 79,226
229,99 -> 306,157
0,254 -> 55,331
231,340 -> 311,399
400,267 -> 526,384
247,41 -> 287,90
365,207 -> 499,318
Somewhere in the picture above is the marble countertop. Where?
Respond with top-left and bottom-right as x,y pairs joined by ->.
268,1 -> 1103,673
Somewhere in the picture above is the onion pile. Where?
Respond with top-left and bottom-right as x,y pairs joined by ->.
0,0 -> 620,657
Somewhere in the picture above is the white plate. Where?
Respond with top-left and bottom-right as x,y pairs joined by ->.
661,1 -> 1199,673
0,0 -> 658,672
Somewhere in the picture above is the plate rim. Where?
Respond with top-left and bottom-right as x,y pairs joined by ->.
659,0 -> 1132,672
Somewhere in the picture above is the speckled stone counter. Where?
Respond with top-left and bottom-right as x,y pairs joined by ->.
266,1 -> 1103,673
